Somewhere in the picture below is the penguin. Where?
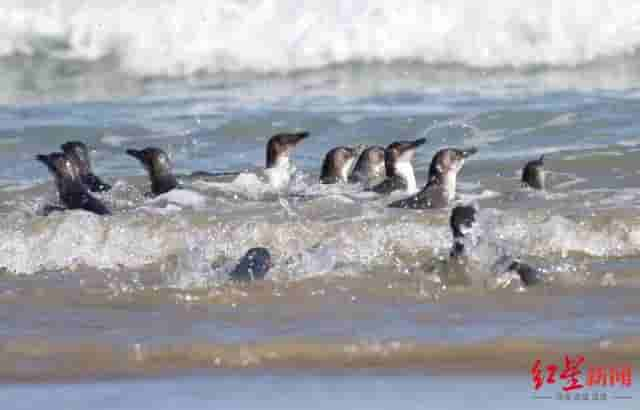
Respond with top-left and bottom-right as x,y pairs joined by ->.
389,147 -> 477,209
228,247 -> 272,281
348,145 -> 385,187
126,147 -> 179,196
189,132 -> 310,190
61,141 -> 112,192
263,131 -> 310,189
522,155 -> 545,190
36,152 -> 111,216
448,205 -> 542,287
320,146 -> 358,184
368,138 -> 427,195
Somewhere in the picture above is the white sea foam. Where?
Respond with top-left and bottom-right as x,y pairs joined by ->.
145,188 -> 208,209
2,201 -> 640,276
2,1 -> 640,77
194,172 -> 275,200
101,134 -> 132,147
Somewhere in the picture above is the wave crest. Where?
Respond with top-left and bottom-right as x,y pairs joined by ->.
2,0 -> 640,77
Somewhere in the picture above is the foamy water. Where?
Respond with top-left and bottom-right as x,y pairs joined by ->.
3,0 -> 640,75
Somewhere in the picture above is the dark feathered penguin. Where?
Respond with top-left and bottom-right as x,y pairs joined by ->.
229,247 -> 272,281
36,152 -> 111,215
61,141 -> 112,192
522,155 -> 545,190
126,147 -> 178,196
449,205 -> 541,287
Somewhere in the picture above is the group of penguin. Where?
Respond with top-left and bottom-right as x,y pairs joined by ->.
36,131 -> 546,286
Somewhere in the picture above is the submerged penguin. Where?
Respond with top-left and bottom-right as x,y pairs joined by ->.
228,247 -> 272,281
320,146 -> 358,184
389,147 -> 477,209
126,147 -> 179,196
521,155 -> 545,190
368,138 -> 427,195
448,205 -> 541,287
348,145 -> 385,187
36,152 -> 111,215
60,141 -> 112,192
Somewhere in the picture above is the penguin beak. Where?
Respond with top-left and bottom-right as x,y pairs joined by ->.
126,149 -> 144,161
410,138 -> 427,149
36,154 -> 50,165
398,138 -> 427,157
460,147 -> 478,158
36,154 -> 58,170
36,154 -> 58,173
288,131 -> 310,146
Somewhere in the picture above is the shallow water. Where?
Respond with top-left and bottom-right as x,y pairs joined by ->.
4,371 -> 640,410
2,0 -> 640,406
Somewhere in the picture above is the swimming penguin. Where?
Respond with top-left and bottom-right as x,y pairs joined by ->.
521,155 -> 545,190
189,131 -> 309,190
36,152 -> 111,215
348,145 -> 385,187
126,147 -> 178,196
389,147 -> 477,209
263,131 -> 309,189
60,141 -> 112,192
368,138 -> 427,195
448,205 -> 541,287
229,247 -> 272,281
320,146 -> 358,184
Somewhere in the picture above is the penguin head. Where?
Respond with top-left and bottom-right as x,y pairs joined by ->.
266,131 -> 309,168
350,146 -> 385,182
61,141 -> 92,175
429,147 -> 478,182
321,146 -> 358,183
450,205 -> 477,239
384,138 -> 426,176
126,147 -> 173,176
449,204 -> 482,259
36,152 -> 82,182
230,247 -> 273,281
522,155 -> 546,190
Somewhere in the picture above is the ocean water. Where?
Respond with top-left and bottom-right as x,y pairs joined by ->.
1,1 -> 640,408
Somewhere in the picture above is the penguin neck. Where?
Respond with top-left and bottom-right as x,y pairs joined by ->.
266,151 -> 291,169
391,161 -> 417,194
265,155 -> 292,189
524,169 -> 545,190
339,158 -> 355,182
150,170 -> 178,195
430,171 -> 457,202
352,161 -> 383,183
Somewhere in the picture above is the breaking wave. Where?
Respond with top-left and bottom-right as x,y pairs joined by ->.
2,202 -> 640,276
2,0 -> 640,77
